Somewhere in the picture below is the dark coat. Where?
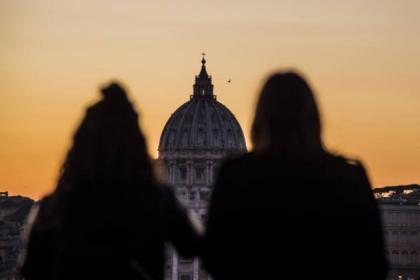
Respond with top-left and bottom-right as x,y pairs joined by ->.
202,152 -> 388,280
20,184 -> 200,280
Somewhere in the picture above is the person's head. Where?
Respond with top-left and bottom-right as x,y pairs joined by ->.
251,71 -> 324,159
56,81 -> 155,195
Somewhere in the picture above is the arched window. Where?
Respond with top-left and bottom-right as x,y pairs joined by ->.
179,166 -> 187,183
408,213 -> 415,226
383,230 -> 389,242
392,231 -> 399,243
195,167 -> 205,184
188,189 -> 197,204
391,250 -> 399,264
401,250 -> 408,265
390,212 -> 396,225
401,231 -> 408,243
410,250 -> 418,265
200,189 -> 210,204
409,231 -> 418,243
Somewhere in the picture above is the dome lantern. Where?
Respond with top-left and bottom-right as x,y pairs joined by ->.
193,54 -> 214,97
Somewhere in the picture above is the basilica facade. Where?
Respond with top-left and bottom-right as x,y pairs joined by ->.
158,57 -> 246,280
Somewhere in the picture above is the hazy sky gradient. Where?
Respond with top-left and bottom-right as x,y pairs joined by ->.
1,0 -> 419,199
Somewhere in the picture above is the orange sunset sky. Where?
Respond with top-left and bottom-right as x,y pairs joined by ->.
1,1 -> 419,199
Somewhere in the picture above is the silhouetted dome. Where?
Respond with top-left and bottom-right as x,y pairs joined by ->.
159,58 -> 246,152
159,97 -> 246,152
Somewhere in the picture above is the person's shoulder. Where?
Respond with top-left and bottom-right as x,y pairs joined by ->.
156,183 -> 175,197
325,153 -> 367,178
29,193 -> 55,218
153,183 -> 180,207
26,192 -> 58,232
219,152 -> 256,172
222,152 -> 258,166
38,193 -> 55,208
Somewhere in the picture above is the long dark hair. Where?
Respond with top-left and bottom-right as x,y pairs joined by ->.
50,82 -> 156,221
251,72 -> 325,159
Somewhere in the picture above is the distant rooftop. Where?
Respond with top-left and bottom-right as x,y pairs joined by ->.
374,184 -> 420,206
0,194 -> 34,224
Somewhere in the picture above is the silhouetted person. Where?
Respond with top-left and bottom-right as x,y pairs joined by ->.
20,82 -> 201,280
202,72 -> 388,280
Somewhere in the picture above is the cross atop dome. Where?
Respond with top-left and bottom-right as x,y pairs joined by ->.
201,52 -> 206,64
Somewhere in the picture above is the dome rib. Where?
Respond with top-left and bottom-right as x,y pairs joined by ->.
159,102 -> 186,150
190,99 -> 202,148
211,100 -> 227,147
203,99 -> 212,147
173,99 -> 195,148
220,102 -> 245,149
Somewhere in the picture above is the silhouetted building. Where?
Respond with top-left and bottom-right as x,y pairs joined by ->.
375,185 -> 420,279
0,195 -> 34,279
158,57 -> 246,280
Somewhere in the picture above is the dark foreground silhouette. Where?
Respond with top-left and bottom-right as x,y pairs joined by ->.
20,83 -> 200,280
202,72 -> 388,280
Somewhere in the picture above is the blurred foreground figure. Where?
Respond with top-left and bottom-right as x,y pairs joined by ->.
20,82 -> 200,280
202,72 -> 388,280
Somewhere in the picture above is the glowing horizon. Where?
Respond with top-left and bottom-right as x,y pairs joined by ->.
1,1 -> 420,199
